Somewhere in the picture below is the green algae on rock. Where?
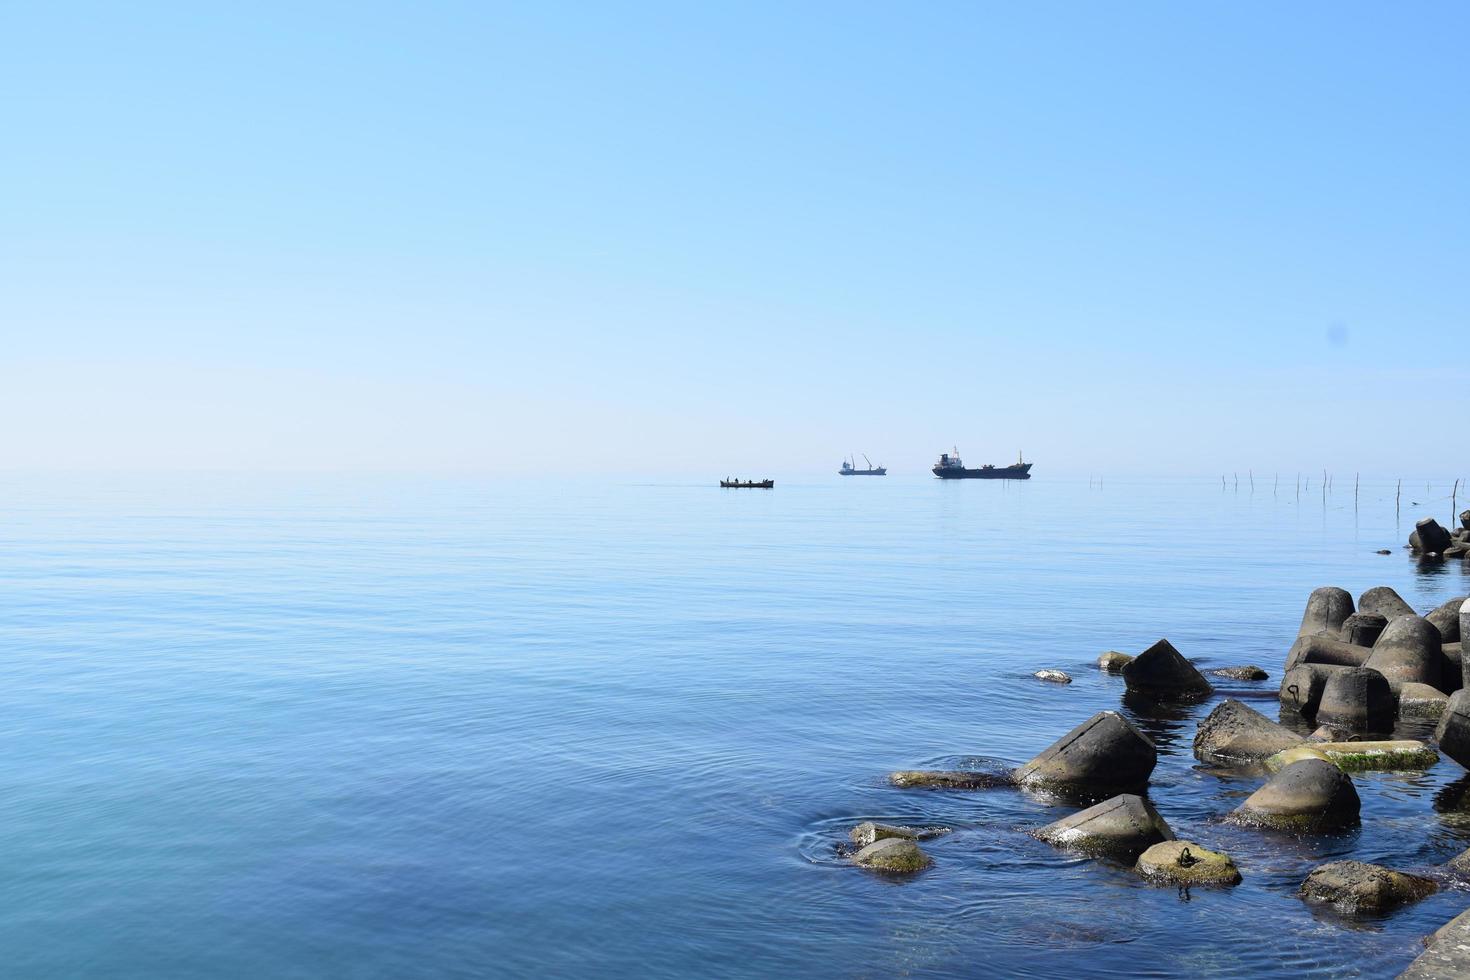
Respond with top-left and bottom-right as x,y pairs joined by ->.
851,837 -> 932,873
1264,740 -> 1438,773
888,770 -> 1012,789
1298,860 -> 1436,913
1135,840 -> 1241,887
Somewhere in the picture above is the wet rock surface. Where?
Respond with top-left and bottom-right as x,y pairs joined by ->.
848,821 -> 951,847
1399,908 -> 1470,979
1033,793 -> 1173,860
1193,699 -> 1305,765
1033,669 -> 1072,684
1285,633 -> 1371,670
1135,840 -> 1241,887
1426,597 -> 1464,645
1298,860 -> 1436,914
1097,650 -> 1133,672
1228,758 -> 1361,832
851,837 -> 932,873
1012,710 -> 1157,794
1399,682 -> 1450,721
1121,638 -> 1213,701
888,770 -> 1013,789
1266,740 -> 1438,773
1210,665 -> 1269,681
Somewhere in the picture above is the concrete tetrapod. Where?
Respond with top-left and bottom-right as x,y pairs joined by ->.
1365,616 -> 1442,693
1359,586 -> 1415,621
1399,682 -> 1450,721
1434,690 -> 1470,770
1121,639 -> 1213,701
1411,517 -> 1454,554
1315,667 -> 1395,731
1012,711 -> 1157,795
1426,597 -> 1464,645
1284,633 -> 1371,671
1298,586 -> 1355,637
1097,651 -> 1133,673
1399,908 -> 1470,979
1193,699 -> 1305,766
1265,741 -> 1438,773
1033,794 -> 1173,860
1279,663 -> 1353,716
1340,612 -> 1388,648
1227,758 -> 1361,832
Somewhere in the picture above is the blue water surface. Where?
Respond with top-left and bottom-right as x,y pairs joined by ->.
1,474 -> 1468,978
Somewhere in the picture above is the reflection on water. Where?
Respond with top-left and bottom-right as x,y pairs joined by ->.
0,475 -> 1466,978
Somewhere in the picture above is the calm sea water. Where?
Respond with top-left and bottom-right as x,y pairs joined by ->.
2,474 -> 1468,978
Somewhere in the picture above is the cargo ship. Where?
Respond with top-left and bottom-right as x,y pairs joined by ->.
932,448 -> 1032,480
839,454 -> 886,476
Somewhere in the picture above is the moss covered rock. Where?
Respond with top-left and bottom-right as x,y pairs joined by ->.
1265,740 -> 1438,773
1298,860 -> 1436,913
1135,840 -> 1241,887
851,837 -> 932,873
888,770 -> 1011,789
1210,665 -> 1270,681
1228,758 -> 1360,831
1097,651 -> 1133,673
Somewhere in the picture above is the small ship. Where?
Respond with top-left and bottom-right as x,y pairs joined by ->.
720,478 -> 774,488
933,448 -> 1033,480
839,453 -> 887,476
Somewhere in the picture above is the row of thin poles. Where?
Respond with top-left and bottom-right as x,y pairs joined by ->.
1221,472 -> 1465,525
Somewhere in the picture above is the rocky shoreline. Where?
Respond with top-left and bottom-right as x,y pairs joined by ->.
836,558 -> 1470,976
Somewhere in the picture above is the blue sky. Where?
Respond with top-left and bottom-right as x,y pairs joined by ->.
2,2 -> 1466,476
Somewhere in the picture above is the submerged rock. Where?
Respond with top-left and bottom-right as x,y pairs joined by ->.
1033,793 -> 1173,860
1399,682 -> 1451,721
1400,908 -> 1470,979
1298,860 -> 1436,914
1265,740 -> 1438,773
1034,669 -> 1072,684
888,770 -> 1012,789
1447,847 -> 1470,876
1434,690 -> 1470,770
1359,585 -> 1415,621
851,837 -> 932,873
1210,665 -> 1269,681
1299,586 -> 1354,637
1193,699 -> 1305,766
1315,666 -> 1394,731
1228,758 -> 1360,832
1364,615 -> 1442,693
1097,650 -> 1134,673
1339,612 -> 1388,648
848,822 -> 951,847
1012,711 -> 1157,794
1121,639 -> 1213,701
1135,840 -> 1241,887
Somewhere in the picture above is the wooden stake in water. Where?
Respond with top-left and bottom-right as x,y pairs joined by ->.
1249,469 -> 1254,492
1355,473 -> 1359,515
1454,479 -> 1460,525
1396,479 -> 1401,523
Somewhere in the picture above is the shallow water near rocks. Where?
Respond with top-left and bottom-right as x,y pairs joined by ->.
1,474 -> 1468,978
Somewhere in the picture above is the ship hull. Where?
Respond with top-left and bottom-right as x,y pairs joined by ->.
839,469 -> 886,476
932,464 -> 1032,480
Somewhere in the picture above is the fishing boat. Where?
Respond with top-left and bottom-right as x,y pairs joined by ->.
932,448 -> 1033,480
720,478 -> 774,488
839,454 -> 887,476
